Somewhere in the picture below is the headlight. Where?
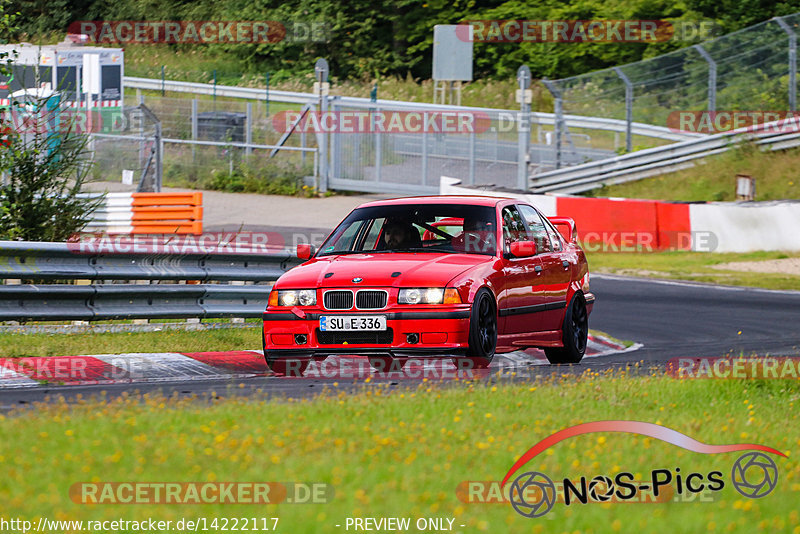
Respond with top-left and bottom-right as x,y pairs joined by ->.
399,288 -> 447,305
274,289 -> 317,307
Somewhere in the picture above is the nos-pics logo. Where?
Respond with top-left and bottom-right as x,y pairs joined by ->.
502,421 -> 784,518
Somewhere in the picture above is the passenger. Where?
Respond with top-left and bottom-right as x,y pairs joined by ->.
453,216 -> 495,253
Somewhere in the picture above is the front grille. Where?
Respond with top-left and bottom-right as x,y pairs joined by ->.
316,328 -> 394,345
356,290 -> 387,309
324,290 -> 353,310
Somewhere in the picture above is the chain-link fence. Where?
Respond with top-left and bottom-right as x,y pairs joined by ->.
90,104 -> 162,191
548,15 -> 800,153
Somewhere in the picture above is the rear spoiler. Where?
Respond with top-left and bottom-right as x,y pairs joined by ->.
547,216 -> 578,244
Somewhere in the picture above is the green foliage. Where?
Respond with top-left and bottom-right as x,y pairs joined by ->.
11,0 -> 800,81
0,96 -> 103,241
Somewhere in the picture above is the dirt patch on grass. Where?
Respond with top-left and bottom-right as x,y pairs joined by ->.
711,257 -> 800,275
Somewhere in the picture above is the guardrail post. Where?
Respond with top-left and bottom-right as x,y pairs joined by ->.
231,280 -> 245,324
694,44 -> 717,112
776,16 -> 797,112
613,67 -> 633,153
541,78 -> 563,170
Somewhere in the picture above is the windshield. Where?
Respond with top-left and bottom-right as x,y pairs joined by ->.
317,204 -> 498,256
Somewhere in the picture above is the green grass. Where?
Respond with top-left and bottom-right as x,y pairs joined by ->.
0,327 -> 262,358
0,328 -> 618,358
587,250 -> 800,291
588,143 -> 800,202
0,373 -> 797,533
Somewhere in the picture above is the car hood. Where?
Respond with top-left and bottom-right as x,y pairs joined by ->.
277,252 -> 492,288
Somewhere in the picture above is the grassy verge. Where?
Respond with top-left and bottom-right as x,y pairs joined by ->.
0,373 -> 797,533
0,328 -> 617,358
586,143 -> 800,202
587,250 -> 800,291
0,327 -> 262,358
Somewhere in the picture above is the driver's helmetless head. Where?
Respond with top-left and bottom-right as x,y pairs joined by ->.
384,222 -> 410,248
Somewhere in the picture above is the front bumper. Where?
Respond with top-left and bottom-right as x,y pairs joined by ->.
263,307 -> 471,360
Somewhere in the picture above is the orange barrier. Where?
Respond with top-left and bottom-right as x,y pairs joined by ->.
131,192 -> 203,235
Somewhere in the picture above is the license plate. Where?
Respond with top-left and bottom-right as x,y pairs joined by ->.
319,315 -> 387,331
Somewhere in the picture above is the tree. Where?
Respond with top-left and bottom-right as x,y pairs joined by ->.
0,2 -> 103,241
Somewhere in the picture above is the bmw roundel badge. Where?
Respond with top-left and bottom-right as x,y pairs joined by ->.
352,277 -> 363,283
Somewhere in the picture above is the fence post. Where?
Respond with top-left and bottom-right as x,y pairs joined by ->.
161,65 -> 165,96
212,69 -> 217,113
694,44 -> 717,112
776,16 -> 797,112
613,67 -> 633,153
421,112 -> 428,186
246,102 -> 253,157
541,78 -> 563,170
468,129 -> 476,185
374,105 -> 382,183
265,72 -> 270,116
315,59 -> 329,193
191,98 -> 198,161
516,65 -> 532,190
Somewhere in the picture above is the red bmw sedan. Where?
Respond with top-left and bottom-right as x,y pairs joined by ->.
263,196 -> 594,375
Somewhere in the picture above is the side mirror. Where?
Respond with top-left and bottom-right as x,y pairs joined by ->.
508,240 -> 537,258
297,243 -> 316,260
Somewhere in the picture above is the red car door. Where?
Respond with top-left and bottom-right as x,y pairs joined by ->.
498,205 -> 546,335
518,204 -> 571,332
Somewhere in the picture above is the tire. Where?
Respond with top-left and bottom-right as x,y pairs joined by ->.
266,357 -> 310,376
368,356 -> 408,372
453,288 -> 497,370
545,292 -> 588,364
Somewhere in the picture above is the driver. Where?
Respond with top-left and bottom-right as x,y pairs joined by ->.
383,219 -> 420,250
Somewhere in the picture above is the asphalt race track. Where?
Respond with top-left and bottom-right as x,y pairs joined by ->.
2,274 -> 799,409
589,274 -> 800,364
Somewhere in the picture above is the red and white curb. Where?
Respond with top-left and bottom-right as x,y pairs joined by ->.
0,335 -> 639,389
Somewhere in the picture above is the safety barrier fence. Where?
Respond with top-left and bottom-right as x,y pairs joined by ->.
0,241 -> 302,321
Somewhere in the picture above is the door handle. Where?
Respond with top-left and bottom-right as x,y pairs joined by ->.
534,265 -> 543,273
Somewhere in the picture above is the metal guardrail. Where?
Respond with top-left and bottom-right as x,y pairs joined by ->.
530,118 -> 800,194
125,76 -> 701,143
0,241 -> 303,321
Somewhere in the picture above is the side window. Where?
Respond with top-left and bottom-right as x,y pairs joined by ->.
542,217 -> 563,251
362,218 -> 385,251
518,204 -> 551,253
501,206 -> 529,249
331,220 -> 364,252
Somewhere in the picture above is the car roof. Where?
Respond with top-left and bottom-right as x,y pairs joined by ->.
357,195 -> 514,208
